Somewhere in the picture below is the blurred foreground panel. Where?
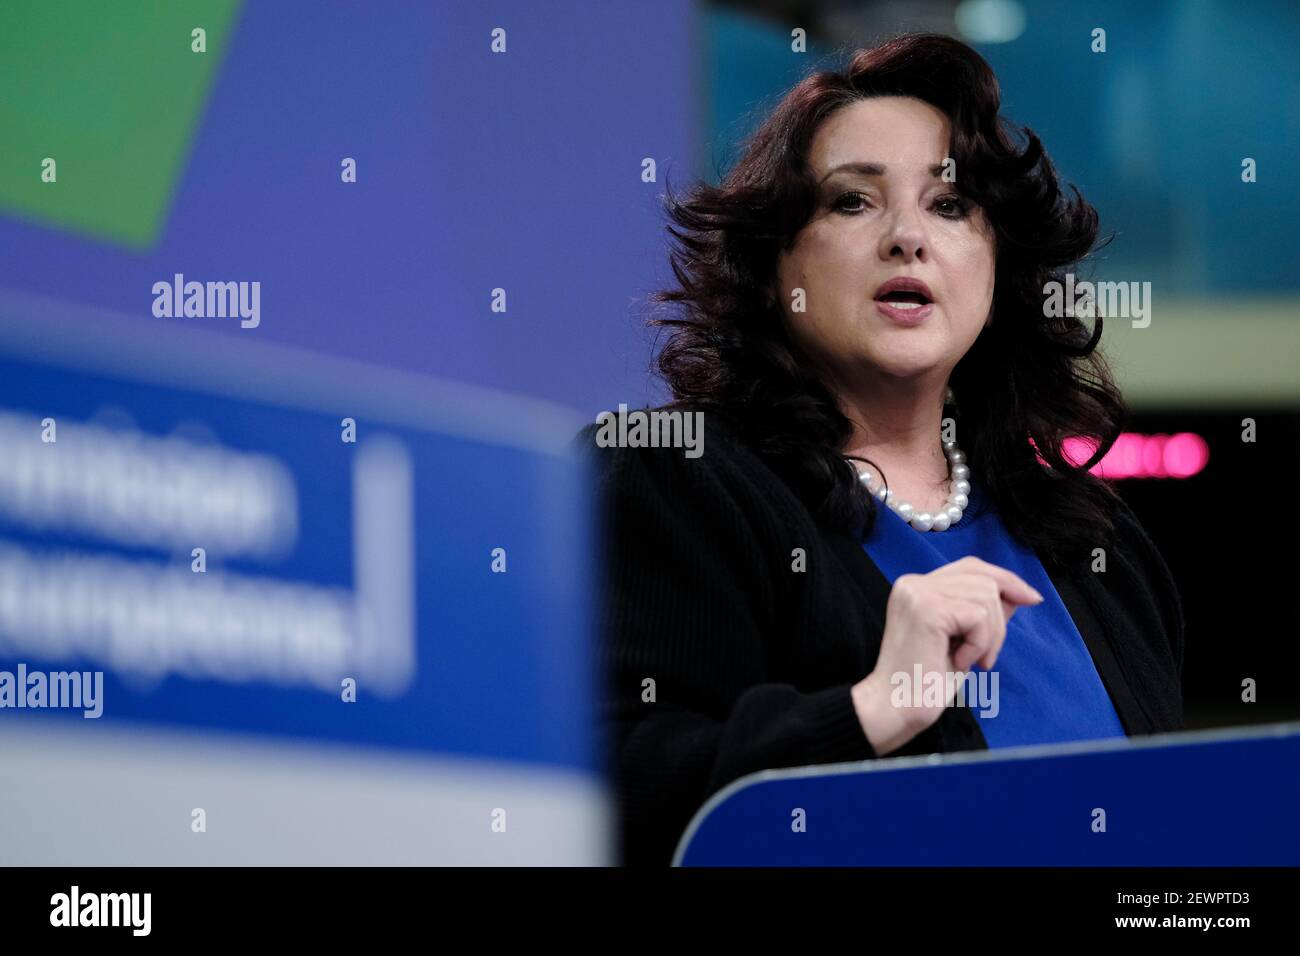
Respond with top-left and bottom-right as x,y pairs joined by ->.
0,289 -> 609,865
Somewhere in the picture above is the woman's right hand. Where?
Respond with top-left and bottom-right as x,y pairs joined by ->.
850,556 -> 1044,755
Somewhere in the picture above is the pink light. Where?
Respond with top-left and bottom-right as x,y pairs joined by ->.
1162,433 -> 1210,478
1142,434 -> 1167,478
1039,432 -> 1209,479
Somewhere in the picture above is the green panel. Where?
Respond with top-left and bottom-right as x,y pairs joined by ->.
0,0 -> 242,250
1102,299 -> 1300,409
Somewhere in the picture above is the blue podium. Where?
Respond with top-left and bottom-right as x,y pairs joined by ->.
674,722 -> 1300,866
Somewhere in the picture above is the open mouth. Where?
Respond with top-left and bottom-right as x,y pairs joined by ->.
873,278 -> 935,323
872,277 -> 935,310
875,289 -> 931,310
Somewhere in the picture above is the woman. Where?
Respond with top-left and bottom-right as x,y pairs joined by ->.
578,33 -> 1184,867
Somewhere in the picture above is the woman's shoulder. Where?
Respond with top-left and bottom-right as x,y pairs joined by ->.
573,404 -> 771,487
1105,493 -> 1179,595
1097,490 -> 1186,676
572,404 -> 811,540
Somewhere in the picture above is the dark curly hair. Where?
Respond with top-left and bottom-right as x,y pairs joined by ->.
648,32 -> 1128,571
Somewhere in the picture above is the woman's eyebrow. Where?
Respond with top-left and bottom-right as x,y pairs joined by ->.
818,161 -> 949,184
819,161 -> 885,184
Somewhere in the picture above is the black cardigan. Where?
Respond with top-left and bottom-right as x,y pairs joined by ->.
575,411 -> 1185,867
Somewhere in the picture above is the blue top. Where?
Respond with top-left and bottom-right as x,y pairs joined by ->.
860,476 -> 1125,748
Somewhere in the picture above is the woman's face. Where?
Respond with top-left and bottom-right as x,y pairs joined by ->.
775,96 -> 996,388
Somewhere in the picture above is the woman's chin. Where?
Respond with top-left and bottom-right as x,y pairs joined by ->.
853,347 -> 950,382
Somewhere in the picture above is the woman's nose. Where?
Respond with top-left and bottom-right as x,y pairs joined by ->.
878,209 -> 928,263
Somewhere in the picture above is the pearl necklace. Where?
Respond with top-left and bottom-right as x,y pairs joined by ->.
853,439 -> 971,532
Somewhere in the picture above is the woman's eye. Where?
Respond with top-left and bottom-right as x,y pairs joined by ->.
832,191 -> 869,214
832,191 -> 970,219
933,195 -> 969,219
